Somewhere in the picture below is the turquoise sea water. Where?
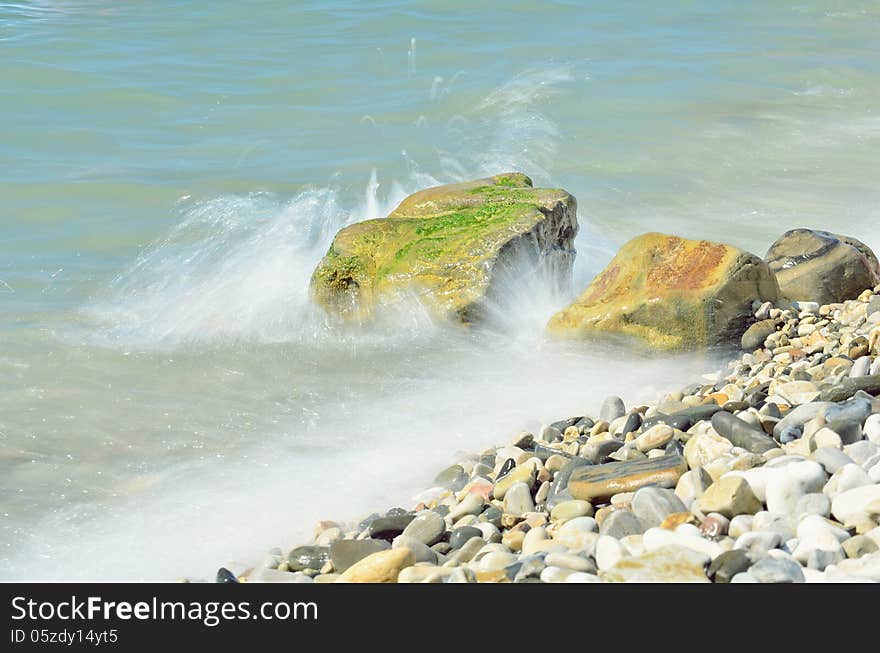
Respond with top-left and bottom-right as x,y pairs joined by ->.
2,1 -> 879,580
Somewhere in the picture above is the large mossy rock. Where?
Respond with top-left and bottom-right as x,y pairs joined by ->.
310,173 -> 577,322
547,233 -> 779,350
765,229 -> 880,305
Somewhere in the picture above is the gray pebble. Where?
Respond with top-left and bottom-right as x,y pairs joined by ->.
749,557 -> 805,583
402,510 -> 446,546
600,396 -> 626,423
631,486 -> 686,529
599,510 -> 645,539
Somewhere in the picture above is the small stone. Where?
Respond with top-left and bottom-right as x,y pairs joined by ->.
595,535 -> 624,570
843,535 -> 879,558
684,432 -> 734,471
748,556 -> 805,583
812,447 -> 855,474
287,546 -> 330,573
831,484 -> 880,524
550,499 -> 594,522
729,514 -> 754,538
697,476 -> 763,518
521,526 -> 549,555
434,465 -> 469,491
401,510 -> 446,546
675,467 -> 713,506
742,319 -> 778,351
850,356 -> 872,378
448,493 -> 485,522
392,535 -> 438,564
503,481 -> 535,516
554,516 -> 599,550
631,486 -> 687,528
600,396 -> 626,423
734,531 -> 782,556
710,411 -> 778,454
544,552 -> 596,573
601,545 -> 709,583
510,431 -> 534,448
700,512 -> 730,539
368,514 -> 415,541
540,425 -> 563,442
707,549 -> 753,583
397,566 -> 456,583
493,463 -> 537,499
765,460 -> 826,514
449,526 -> 483,550
599,510 -> 645,539
337,548 -> 415,583
776,381 -> 820,405
634,424 -> 674,452
642,526 -> 724,559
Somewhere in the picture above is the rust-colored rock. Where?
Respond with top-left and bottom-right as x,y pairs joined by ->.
547,233 -> 779,350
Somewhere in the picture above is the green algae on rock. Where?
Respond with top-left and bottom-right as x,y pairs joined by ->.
546,232 -> 779,350
310,173 -> 577,322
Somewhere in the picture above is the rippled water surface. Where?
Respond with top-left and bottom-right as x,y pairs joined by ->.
2,1 -> 879,580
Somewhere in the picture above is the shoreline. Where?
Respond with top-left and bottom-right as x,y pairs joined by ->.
211,285 -> 880,584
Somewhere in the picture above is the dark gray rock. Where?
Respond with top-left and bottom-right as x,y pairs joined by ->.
642,404 -> 721,431
368,514 -> 415,541
707,550 -> 752,583
287,546 -> 329,572
765,229 -> 880,305
711,411 -> 778,454
620,412 -> 642,437
449,526 -> 482,549
216,567 -> 239,583
546,457 -> 592,509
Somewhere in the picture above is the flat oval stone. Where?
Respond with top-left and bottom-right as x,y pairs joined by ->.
568,455 -> 688,502
550,499 -> 594,522
287,545 -> 330,572
401,511 -> 447,546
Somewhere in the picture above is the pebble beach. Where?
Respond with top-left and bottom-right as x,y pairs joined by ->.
216,282 -> 880,584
